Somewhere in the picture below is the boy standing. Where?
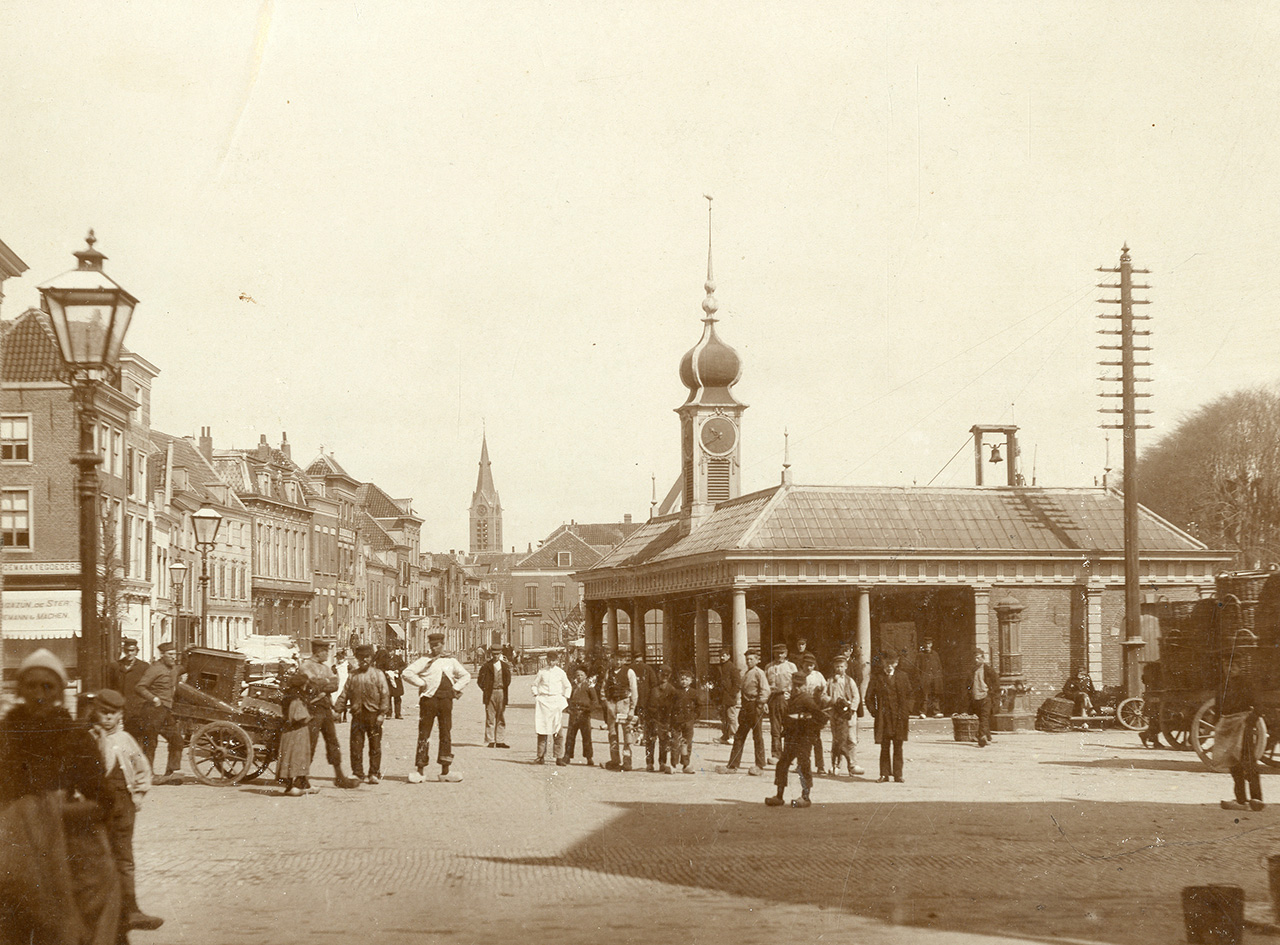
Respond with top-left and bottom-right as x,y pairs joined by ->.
766,670 -> 828,808
561,668 -> 601,766
968,649 -> 1000,748
764,644 -> 797,762
717,649 -> 770,775
669,669 -> 700,774
403,633 -> 472,783
336,644 -> 391,783
826,655 -> 864,777
599,652 -> 638,771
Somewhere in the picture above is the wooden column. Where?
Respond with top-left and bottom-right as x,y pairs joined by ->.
731,583 -> 749,670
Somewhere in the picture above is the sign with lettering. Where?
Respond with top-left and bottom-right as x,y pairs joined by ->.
2,590 -> 79,639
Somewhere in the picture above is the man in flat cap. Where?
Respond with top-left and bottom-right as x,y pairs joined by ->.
336,644 -> 391,783
403,632 -> 471,782
299,638 -> 360,789
135,642 -> 186,783
764,643 -> 797,762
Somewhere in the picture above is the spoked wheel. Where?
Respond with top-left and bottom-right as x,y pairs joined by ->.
1161,701 -> 1194,750
1192,698 -> 1221,770
240,747 -> 275,784
1117,697 -> 1147,732
190,721 -> 256,786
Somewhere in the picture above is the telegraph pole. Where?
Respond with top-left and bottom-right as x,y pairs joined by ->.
1097,244 -> 1152,697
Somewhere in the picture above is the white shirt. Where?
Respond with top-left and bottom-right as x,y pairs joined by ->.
402,653 -> 471,698
532,665 -> 573,735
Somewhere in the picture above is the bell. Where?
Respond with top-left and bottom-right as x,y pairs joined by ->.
989,443 -> 1003,464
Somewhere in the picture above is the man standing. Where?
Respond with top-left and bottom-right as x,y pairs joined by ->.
713,651 -> 741,744
919,639 -> 945,718
403,632 -> 471,783
968,649 -> 1000,748
106,638 -> 150,758
298,639 -> 360,789
764,643 -> 797,763
717,649 -> 770,775
531,651 -> 572,763
599,652 -> 638,771
337,644 -> 391,782
134,642 -> 185,783
799,652 -> 828,774
864,652 -> 912,783
766,670 -> 827,808
478,647 -> 511,748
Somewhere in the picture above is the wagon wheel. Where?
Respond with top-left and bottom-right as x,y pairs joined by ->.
1192,698 -> 1221,770
189,721 -> 255,786
239,740 -> 275,783
1117,697 -> 1147,732
1161,700 -> 1194,750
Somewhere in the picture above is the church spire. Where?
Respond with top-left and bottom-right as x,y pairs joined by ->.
475,433 -> 497,499
470,433 -> 502,553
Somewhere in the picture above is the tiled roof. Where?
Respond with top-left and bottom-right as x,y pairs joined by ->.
306,451 -> 353,479
357,482 -> 417,521
357,510 -> 396,553
515,530 -> 604,571
1,309 -> 66,383
561,521 -> 643,549
589,485 -> 1217,571
151,432 -> 248,511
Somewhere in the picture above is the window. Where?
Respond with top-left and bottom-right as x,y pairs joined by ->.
111,430 -> 123,478
553,583 -> 565,608
526,584 -> 538,610
1,416 -> 31,462
556,551 -> 572,568
1,490 -> 31,549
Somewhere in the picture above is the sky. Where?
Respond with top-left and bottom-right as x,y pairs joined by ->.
4,2 -> 1280,553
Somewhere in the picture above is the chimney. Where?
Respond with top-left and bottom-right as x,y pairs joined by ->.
198,426 -> 213,461
256,434 -> 271,461
623,513 -> 632,524
280,431 -> 290,461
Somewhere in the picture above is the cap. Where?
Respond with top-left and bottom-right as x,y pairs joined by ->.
311,639 -> 332,652
94,689 -> 125,711
427,632 -> 445,644
121,638 -> 139,650
771,643 -> 788,653
18,648 -> 68,686
800,653 -> 817,667
354,644 -> 375,658
157,642 -> 176,653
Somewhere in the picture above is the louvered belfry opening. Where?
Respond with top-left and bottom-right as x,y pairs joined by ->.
707,459 -> 730,502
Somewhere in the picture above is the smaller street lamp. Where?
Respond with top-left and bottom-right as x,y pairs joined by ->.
169,560 -> 189,649
192,505 -> 223,648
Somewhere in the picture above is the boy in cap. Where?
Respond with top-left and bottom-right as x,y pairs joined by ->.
799,653 -> 828,774
337,644 -> 391,783
90,688 -> 163,931
668,668 -> 701,774
562,666 -> 601,765
599,652 -> 638,771
826,654 -> 864,777
135,641 -> 186,783
766,669 -> 828,808
764,643 -> 797,762
717,649 -> 770,775
403,632 -> 472,782
106,637 -> 150,751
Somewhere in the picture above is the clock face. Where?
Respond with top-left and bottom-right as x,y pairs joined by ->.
700,417 -> 738,456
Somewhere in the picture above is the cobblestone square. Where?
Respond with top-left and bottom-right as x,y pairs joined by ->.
133,681 -> 1278,944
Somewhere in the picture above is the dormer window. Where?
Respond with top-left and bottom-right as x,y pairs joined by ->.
557,551 -> 572,567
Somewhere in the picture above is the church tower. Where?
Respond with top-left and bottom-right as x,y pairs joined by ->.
470,435 -> 503,553
676,200 -> 745,536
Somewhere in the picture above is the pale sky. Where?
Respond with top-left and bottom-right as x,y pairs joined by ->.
4,3 -> 1279,552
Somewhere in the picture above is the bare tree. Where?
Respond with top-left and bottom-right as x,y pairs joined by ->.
547,601 -> 584,651
1136,385 -> 1280,568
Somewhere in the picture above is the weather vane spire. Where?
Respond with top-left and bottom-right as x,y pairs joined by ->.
701,194 -> 717,322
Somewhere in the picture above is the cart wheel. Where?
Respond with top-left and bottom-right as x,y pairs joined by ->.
1161,701 -> 1193,750
240,744 -> 275,783
190,721 -> 255,786
1117,697 -> 1147,732
1192,698 -> 1221,770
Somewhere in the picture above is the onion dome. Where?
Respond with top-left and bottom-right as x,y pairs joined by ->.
679,200 -> 744,407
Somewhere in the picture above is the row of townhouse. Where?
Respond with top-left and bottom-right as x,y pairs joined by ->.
0,300 -> 506,675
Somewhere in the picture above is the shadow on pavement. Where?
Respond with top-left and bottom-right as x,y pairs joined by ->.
1042,757 -> 1280,774
480,797 -> 1280,945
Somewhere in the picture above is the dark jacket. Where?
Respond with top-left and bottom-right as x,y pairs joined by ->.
713,659 -> 742,704
106,657 -> 150,719
782,689 -> 827,740
919,650 -> 944,681
864,669 -> 912,743
631,661 -> 658,713
651,681 -> 678,727
668,686 -> 701,728
568,678 -> 601,716
0,705 -> 107,807
966,664 -> 1001,700
478,659 -> 512,703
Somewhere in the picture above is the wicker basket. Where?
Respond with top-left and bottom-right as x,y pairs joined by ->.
952,715 -> 979,742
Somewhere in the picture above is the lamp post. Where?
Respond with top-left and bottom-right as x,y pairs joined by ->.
169,559 -> 189,650
40,231 -> 137,693
192,505 -> 223,648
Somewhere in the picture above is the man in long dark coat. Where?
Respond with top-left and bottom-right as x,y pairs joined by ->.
864,651 -> 912,782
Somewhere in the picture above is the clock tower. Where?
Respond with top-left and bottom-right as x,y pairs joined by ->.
677,203 -> 745,536
470,434 -> 503,554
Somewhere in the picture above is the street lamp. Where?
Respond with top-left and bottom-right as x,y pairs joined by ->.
169,559 -> 189,649
40,230 -> 138,693
192,504 -> 223,648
